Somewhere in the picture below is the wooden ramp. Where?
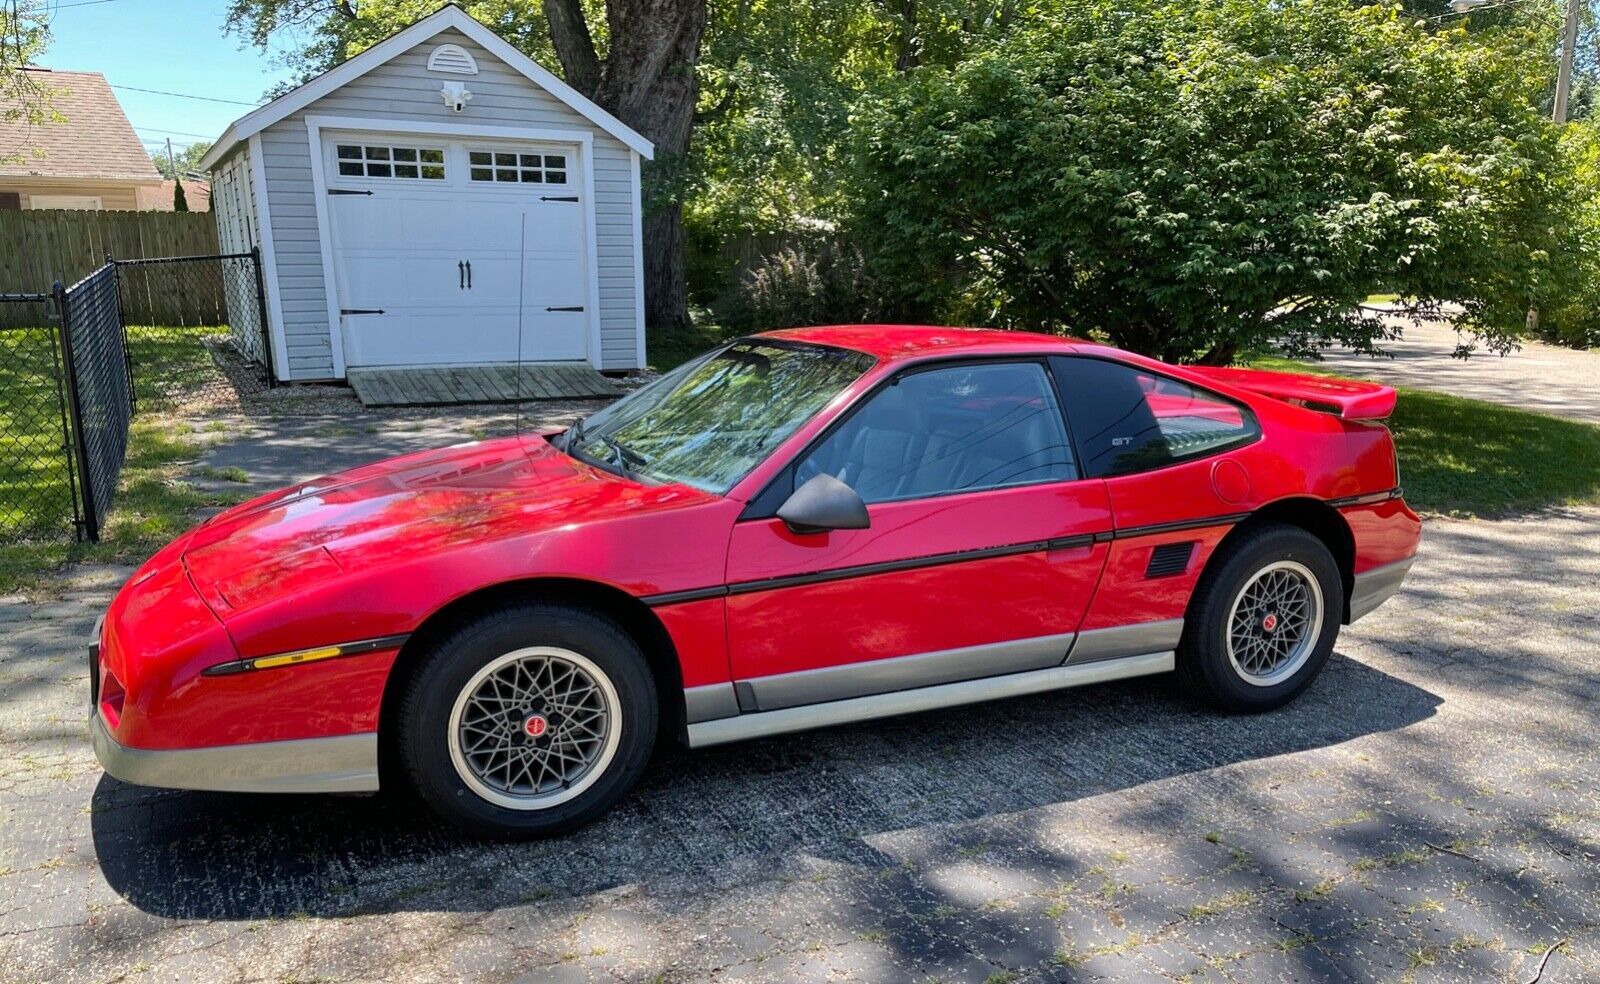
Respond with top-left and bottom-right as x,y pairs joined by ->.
347,364 -> 621,407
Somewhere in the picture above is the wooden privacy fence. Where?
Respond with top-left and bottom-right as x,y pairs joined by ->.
0,210 -> 222,327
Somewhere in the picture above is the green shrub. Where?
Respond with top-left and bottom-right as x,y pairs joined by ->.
726,242 -> 899,331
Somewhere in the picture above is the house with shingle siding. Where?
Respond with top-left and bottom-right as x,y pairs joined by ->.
0,68 -> 163,211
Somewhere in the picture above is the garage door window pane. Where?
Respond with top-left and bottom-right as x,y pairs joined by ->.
1050,357 -> 1259,477
338,143 -> 446,180
469,146 -> 573,185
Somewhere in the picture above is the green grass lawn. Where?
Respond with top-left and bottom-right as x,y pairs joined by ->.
1248,356 -> 1600,518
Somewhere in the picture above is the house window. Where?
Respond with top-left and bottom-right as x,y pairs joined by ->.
28,194 -> 102,210
468,149 -> 568,185
336,144 -> 445,180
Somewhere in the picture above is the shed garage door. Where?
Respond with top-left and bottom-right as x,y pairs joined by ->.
323,134 -> 591,368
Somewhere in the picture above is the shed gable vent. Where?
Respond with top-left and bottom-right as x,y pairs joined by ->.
427,43 -> 478,76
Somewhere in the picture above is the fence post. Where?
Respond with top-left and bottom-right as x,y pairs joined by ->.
44,292 -> 84,540
250,245 -> 276,388
53,280 -> 99,542
108,252 -> 137,413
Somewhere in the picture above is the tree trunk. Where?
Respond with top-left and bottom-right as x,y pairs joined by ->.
544,0 -> 706,333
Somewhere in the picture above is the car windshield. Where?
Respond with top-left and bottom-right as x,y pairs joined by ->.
566,341 -> 875,493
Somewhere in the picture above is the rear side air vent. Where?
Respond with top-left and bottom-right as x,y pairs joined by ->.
1146,541 -> 1196,578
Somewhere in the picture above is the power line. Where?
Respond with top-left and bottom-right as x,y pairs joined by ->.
133,125 -> 215,139
111,83 -> 261,107
46,0 -> 125,10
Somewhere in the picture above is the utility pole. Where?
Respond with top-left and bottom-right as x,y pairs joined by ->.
1553,0 -> 1582,123
165,137 -> 177,179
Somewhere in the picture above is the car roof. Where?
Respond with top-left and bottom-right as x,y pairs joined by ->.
754,325 -> 1092,363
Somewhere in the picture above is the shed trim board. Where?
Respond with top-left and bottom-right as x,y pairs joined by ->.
305,114 -> 603,373
199,4 -> 653,171
631,150 -> 647,369
247,135 -> 293,378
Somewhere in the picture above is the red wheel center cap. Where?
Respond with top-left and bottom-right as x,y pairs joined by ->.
523,714 -> 549,737
1262,613 -> 1279,633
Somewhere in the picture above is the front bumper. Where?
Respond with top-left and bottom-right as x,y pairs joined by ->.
1348,556 -> 1414,623
90,713 -> 380,794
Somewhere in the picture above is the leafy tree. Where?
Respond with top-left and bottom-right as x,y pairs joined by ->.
850,0 -> 1569,363
690,0 -> 1037,237
1530,121 -> 1600,347
223,0 -> 708,331
1,0 -> 57,166
173,179 -> 189,211
151,140 -> 213,179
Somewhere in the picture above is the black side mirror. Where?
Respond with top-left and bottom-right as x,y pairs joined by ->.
777,474 -> 870,535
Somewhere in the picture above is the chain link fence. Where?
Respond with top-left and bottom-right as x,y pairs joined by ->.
114,252 -> 273,408
0,251 -> 274,545
0,295 -> 80,543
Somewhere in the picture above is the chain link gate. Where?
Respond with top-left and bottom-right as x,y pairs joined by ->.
0,249 -> 276,545
0,293 -> 83,543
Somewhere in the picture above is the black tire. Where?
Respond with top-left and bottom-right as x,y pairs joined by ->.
1177,523 -> 1344,712
395,603 -> 657,838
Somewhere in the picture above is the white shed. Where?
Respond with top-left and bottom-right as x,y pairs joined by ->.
201,4 -> 653,385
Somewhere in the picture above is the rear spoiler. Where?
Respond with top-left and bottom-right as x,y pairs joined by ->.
1188,367 -> 1397,420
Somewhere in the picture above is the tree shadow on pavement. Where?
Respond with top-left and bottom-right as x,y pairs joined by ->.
92,653 -> 1439,922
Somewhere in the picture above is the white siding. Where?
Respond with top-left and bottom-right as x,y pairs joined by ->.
258,28 -> 642,379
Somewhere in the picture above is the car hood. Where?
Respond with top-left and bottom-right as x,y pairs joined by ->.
181,433 -> 716,614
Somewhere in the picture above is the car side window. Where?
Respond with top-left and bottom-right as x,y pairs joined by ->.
1050,357 -> 1258,478
794,362 -> 1077,504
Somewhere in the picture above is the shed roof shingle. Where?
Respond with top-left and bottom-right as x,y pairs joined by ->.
0,68 -> 163,181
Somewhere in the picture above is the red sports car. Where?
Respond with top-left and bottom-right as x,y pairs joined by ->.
90,326 -> 1419,836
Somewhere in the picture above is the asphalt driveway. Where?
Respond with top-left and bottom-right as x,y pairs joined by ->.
1315,317 -> 1600,424
2,401 -> 1598,983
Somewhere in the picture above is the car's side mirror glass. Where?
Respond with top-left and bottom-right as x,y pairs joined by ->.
776,473 -> 870,535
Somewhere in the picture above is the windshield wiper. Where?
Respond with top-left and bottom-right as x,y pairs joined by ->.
563,416 -> 586,451
599,435 -> 649,472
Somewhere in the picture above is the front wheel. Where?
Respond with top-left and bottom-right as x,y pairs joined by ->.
1178,524 -> 1344,712
395,604 -> 657,838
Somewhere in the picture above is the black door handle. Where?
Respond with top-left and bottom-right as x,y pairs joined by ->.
545,306 -> 585,312
466,260 -> 472,289
458,260 -> 464,289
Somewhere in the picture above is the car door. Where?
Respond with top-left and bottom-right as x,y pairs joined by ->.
1048,356 -> 1264,656
723,359 -> 1114,712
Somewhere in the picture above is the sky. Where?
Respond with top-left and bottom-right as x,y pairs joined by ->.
37,0 -> 302,159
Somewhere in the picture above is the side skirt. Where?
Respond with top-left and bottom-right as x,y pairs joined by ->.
684,650 -> 1175,749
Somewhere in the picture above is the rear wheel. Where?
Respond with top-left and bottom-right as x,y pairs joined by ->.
1178,524 -> 1343,712
396,604 -> 657,837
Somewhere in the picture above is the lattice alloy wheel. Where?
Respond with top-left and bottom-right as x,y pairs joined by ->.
446,647 -> 622,811
1224,559 -> 1325,687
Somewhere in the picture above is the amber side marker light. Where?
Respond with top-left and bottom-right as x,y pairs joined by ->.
201,634 -> 410,676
